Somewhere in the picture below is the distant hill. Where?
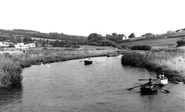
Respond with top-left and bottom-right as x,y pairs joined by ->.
12,29 -> 41,34
0,29 -> 87,44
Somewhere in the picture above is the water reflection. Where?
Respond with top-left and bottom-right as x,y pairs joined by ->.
0,85 -> 23,106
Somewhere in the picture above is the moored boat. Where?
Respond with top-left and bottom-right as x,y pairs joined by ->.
155,78 -> 168,87
107,52 -> 118,57
140,84 -> 158,95
84,60 -> 93,65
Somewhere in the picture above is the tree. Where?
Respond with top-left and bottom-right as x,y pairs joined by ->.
141,33 -> 155,38
128,33 -> 135,39
106,33 -> 124,44
23,37 -> 33,43
87,33 -> 104,45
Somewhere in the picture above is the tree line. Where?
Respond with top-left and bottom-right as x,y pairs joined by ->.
0,29 -> 137,47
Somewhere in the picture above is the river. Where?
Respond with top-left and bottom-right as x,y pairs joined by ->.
0,55 -> 185,112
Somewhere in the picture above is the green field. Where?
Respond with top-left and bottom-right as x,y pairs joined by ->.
121,38 -> 182,48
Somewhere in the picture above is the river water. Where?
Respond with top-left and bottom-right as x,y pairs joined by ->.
0,56 -> 185,112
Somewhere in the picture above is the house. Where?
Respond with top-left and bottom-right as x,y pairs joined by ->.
25,43 -> 36,48
0,41 -> 13,47
122,35 -> 129,40
14,43 -> 36,49
14,43 -> 28,49
167,30 -> 174,34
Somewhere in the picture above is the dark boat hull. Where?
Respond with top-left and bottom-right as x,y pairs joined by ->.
140,84 -> 158,95
84,60 -> 93,65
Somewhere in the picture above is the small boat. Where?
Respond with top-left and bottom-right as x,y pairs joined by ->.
107,52 -> 118,57
140,84 -> 158,95
84,60 -> 93,65
155,78 -> 168,87
156,72 -> 168,87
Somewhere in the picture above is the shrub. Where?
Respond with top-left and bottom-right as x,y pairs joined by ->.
131,45 -> 152,51
176,39 -> 185,47
100,40 -> 117,47
117,45 -> 130,49
121,52 -> 151,67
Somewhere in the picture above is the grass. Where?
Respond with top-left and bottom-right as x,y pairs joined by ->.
121,38 -> 181,47
121,48 -> 185,83
0,55 -> 22,88
14,48 -> 114,68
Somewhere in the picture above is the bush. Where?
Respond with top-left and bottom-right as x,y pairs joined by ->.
117,45 -> 130,49
131,45 -> 152,51
121,52 -> 151,67
100,40 -> 117,47
176,39 -> 185,47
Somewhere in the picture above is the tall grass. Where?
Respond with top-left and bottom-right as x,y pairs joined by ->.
12,49 -> 114,68
121,48 -> 185,83
0,55 -> 22,88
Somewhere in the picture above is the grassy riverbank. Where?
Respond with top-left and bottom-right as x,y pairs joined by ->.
16,48 -> 115,68
121,48 -> 185,83
0,47 -> 116,88
0,55 -> 22,88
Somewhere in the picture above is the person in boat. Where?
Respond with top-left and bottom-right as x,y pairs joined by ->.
157,72 -> 165,80
161,74 -> 165,80
145,78 -> 155,87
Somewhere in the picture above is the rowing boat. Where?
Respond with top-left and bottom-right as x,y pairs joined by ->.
140,84 -> 158,95
155,78 -> 168,87
84,60 -> 93,65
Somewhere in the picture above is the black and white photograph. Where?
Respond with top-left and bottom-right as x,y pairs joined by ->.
0,0 -> 185,112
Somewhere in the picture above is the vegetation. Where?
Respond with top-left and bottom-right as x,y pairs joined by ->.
0,55 -> 22,88
120,38 -> 180,47
121,48 -> 185,83
131,45 -> 152,51
128,33 -> 135,39
11,48 -> 115,68
176,39 -> 185,47
87,33 -> 125,47
0,29 -> 87,46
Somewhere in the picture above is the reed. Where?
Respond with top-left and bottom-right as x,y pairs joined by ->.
121,48 -> 185,83
0,55 -> 22,88
12,49 -> 113,68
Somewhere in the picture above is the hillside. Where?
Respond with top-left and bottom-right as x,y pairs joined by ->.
0,29 -> 87,44
1,27 -> 185,48
121,38 -> 181,47
121,28 -> 185,48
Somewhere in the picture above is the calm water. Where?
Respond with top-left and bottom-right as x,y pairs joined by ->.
1,56 -> 185,112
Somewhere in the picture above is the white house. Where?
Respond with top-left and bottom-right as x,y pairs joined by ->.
14,43 -> 36,49
0,42 -> 13,47
14,43 -> 28,49
25,43 -> 36,48
167,30 -> 174,34
122,36 -> 129,40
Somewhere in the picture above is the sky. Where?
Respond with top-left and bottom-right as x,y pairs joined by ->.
0,0 -> 185,37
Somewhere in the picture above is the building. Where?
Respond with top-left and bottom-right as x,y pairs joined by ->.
14,43 -> 36,49
0,41 -> 13,47
167,30 -> 174,34
14,43 -> 28,49
25,43 -> 36,48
